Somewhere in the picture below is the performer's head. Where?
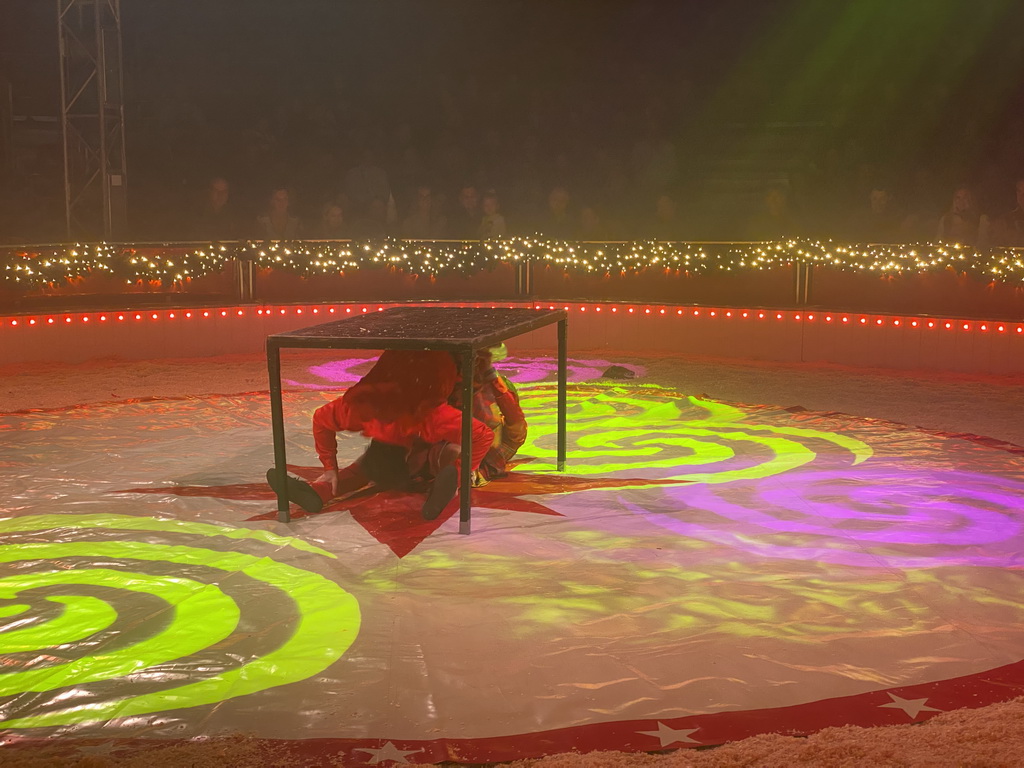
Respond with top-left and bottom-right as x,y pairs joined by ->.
475,344 -> 508,388
452,344 -> 509,392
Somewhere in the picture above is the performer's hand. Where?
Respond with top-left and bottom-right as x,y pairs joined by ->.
315,469 -> 339,495
490,374 -> 509,394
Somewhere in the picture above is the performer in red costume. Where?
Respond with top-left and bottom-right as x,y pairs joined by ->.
462,343 -> 528,486
267,348 -> 498,520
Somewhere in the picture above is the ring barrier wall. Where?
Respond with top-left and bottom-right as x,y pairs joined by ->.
2,239 -> 1023,373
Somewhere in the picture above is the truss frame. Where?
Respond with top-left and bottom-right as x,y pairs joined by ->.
57,0 -> 127,239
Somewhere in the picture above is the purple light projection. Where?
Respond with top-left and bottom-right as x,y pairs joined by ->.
286,356 -> 645,389
630,468 -> 1024,568
287,357 -> 375,388
501,357 -> 644,384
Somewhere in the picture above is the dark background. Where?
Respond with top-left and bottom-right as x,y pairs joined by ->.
2,0 -> 1023,243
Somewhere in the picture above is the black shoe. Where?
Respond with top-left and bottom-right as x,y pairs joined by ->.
421,464 -> 459,521
266,468 -> 324,515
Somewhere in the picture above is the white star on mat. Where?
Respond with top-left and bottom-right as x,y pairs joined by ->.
352,741 -> 424,764
879,693 -> 941,719
637,721 -> 701,747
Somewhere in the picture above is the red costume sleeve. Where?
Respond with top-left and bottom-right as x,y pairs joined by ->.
313,398 -> 361,470
491,376 -> 525,426
487,375 -> 528,465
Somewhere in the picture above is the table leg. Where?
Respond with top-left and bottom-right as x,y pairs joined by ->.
267,341 -> 290,523
459,348 -> 475,534
557,317 -> 567,471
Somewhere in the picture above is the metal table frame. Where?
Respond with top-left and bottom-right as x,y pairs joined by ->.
266,307 -> 568,533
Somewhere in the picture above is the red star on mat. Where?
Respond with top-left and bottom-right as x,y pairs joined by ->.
117,462 -> 682,558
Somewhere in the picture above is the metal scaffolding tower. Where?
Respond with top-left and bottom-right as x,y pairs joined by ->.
57,0 -> 127,239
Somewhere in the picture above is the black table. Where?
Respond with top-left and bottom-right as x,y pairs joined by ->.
266,307 -> 568,532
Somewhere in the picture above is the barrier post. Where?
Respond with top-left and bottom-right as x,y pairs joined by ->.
515,260 -> 534,297
794,261 -> 813,306
234,257 -> 254,303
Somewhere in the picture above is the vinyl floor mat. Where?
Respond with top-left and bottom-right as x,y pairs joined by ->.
2,358 -> 1024,764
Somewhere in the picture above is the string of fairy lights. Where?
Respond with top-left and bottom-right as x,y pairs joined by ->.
0,244 -> 234,288
2,238 -> 1023,289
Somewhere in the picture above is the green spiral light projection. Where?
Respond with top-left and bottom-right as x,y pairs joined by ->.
519,384 -> 872,483
0,514 -> 360,729
363,543 -> 1024,644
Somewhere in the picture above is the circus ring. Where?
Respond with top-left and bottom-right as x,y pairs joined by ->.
2,240 -> 1024,765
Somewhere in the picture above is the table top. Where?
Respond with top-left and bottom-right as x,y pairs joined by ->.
268,306 -> 566,351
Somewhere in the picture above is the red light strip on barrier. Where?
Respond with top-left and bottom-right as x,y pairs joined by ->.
2,304 -> 1024,335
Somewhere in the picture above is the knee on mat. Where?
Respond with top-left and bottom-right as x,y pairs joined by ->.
427,442 -> 462,475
